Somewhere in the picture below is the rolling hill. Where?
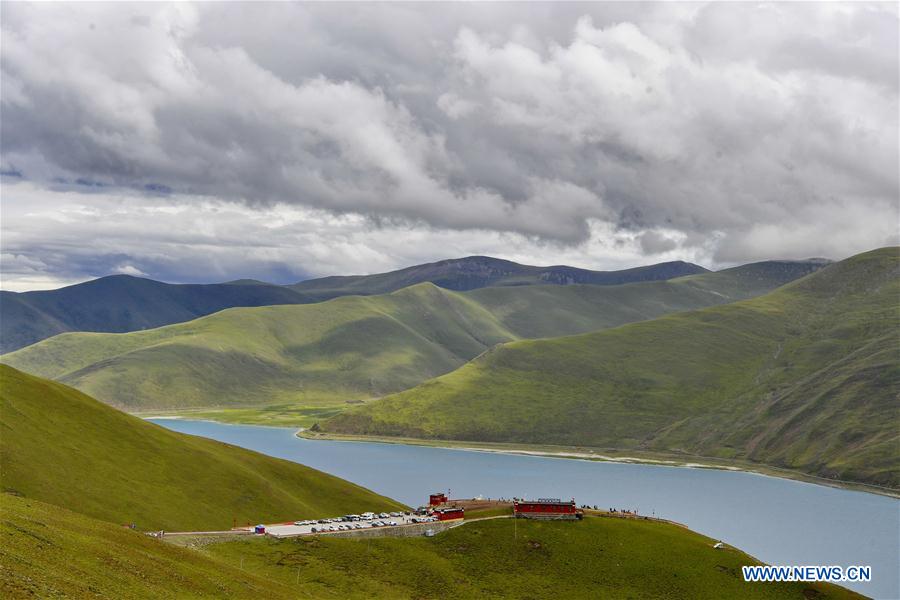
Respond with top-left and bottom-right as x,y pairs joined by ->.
323,248 -> 900,489
0,260 -> 825,412
0,257 -> 715,353
0,365 -> 404,531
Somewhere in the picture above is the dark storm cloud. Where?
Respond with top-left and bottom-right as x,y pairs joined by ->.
1,2 -> 897,289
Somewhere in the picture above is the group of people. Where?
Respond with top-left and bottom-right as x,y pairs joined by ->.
607,507 -> 639,516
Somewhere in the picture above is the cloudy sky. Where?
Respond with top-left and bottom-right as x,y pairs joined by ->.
1,2 -> 897,291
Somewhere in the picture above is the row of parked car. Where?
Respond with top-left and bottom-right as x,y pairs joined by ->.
294,511 -> 406,527
310,521 -> 398,532
292,510 -> 438,534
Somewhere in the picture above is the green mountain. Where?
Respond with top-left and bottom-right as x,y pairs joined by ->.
2,494 -> 859,600
0,365 -> 404,531
0,257 -> 716,353
0,275 -> 312,353
0,261 -> 823,412
289,255 -> 710,299
323,248 -> 900,489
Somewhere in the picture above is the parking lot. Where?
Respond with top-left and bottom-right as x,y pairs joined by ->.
263,511 -> 439,539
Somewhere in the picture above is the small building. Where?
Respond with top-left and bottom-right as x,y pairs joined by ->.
433,507 -> 465,521
513,498 -> 581,520
429,492 -> 448,506
254,524 -> 266,534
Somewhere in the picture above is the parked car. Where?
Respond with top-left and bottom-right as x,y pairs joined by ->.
388,520 -> 398,526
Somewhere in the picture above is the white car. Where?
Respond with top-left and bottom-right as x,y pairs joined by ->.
388,520 -> 398,526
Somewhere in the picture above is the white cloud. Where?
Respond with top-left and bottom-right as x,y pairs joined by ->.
0,2 -> 896,289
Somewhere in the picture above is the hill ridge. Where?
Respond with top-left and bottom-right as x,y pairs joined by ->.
322,247 -> 899,488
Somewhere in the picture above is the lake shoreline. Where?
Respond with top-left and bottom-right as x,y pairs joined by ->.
299,430 -> 900,499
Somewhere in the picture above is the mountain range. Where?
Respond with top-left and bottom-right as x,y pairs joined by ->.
323,248 -> 899,488
0,259 -> 827,411
0,256 -> 715,354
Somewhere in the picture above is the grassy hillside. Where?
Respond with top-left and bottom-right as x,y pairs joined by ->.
290,255 -> 710,299
0,261 -> 823,415
201,516 -> 859,600
0,275 -> 312,353
1,284 -> 516,410
0,366 -> 404,531
324,248 -> 900,488
0,494 -> 297,599
1,494 -> 860,600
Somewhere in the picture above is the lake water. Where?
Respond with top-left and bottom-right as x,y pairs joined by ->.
150,419 -> 899,598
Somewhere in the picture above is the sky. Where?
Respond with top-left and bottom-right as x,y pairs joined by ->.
1,2 -> 897,291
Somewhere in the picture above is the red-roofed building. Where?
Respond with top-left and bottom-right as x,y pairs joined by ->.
513,498 -> 581,520
433,507 -> 465,521
429,492 -> 448,506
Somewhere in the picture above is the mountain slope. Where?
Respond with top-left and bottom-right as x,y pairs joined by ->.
1,284 -> 517,409
0,261 -> 824,412
0,365 -> 404,530
1,494 -> 297,600
0,275 -> 312,353
323,248 -> 900,488
290,255 -> 710,299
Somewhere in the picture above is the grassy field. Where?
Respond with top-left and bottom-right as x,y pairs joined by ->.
1,260 -> 821,415
143,404 -> 351,428
324,248 -> 900,489
0,366 -> 405,531
199,516 -> 861,600
0,493 -> 299,599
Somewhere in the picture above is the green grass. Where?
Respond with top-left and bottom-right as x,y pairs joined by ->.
0,365 -> 405,531
3,495 -> 860,599
324,248 -> 900,489
463,506 -> 513,519
199,516 -> 861,600
146,404 -> 351,428
0,493 -> 299,599
0,261 -> 820,414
